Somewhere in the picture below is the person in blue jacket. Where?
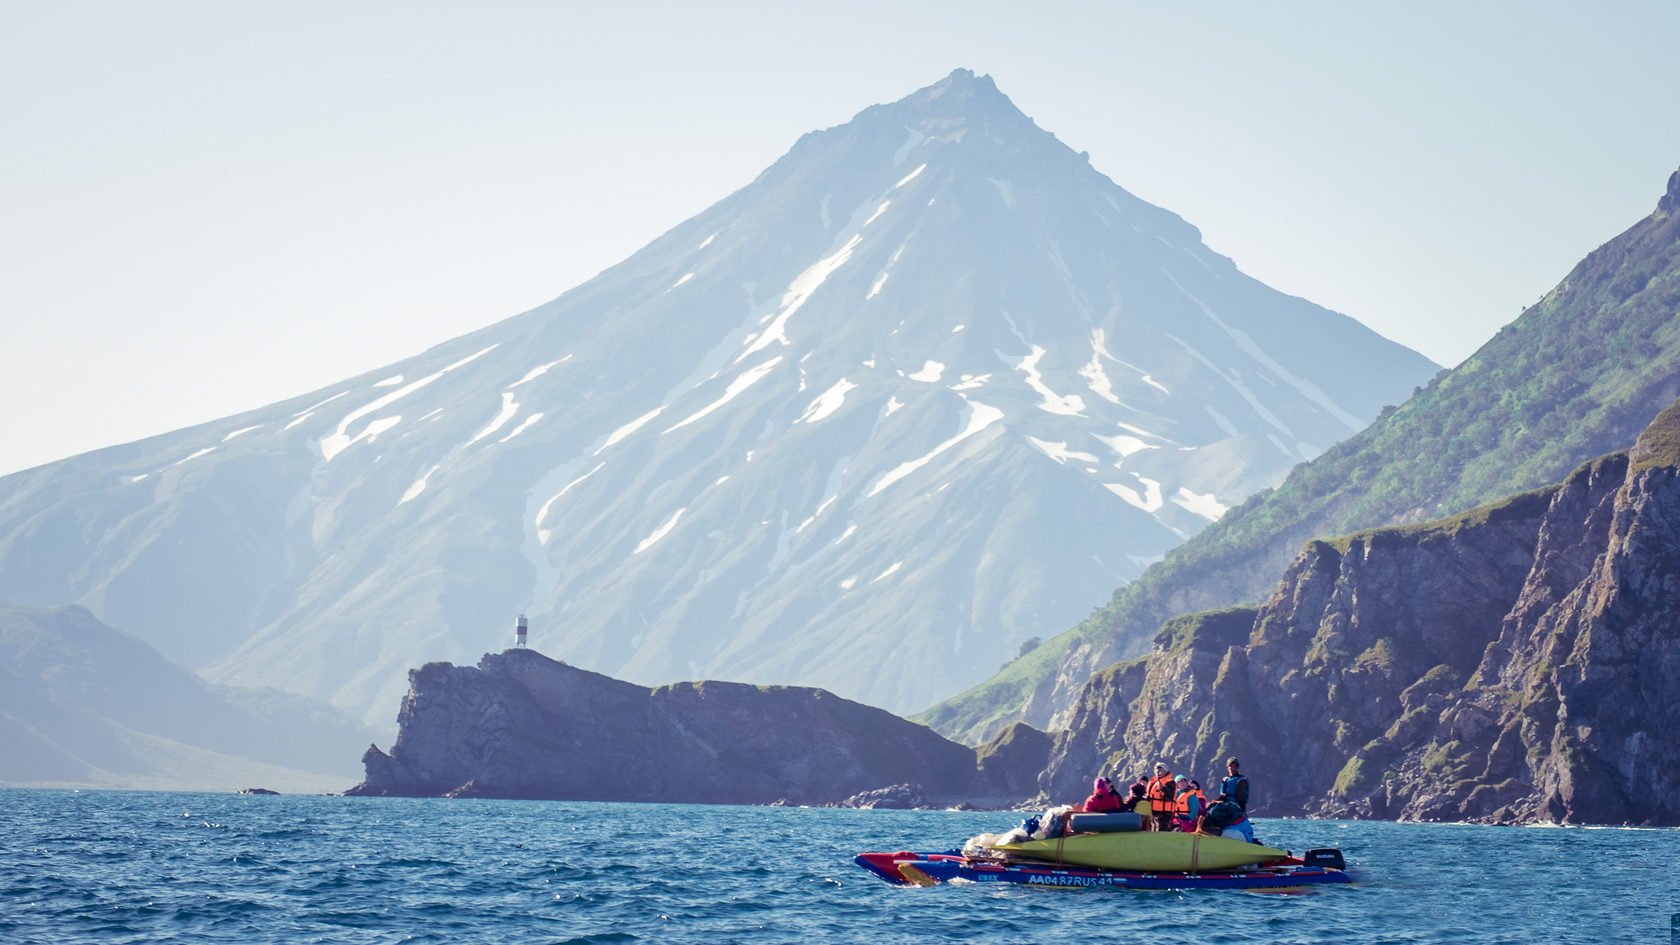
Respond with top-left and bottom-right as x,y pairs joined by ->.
1219,757 -> 1251,811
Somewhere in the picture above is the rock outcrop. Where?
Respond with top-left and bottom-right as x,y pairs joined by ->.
347,648 -> 1044,806
1042,400 -> 1680,825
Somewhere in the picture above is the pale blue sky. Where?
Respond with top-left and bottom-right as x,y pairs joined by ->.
3,1 -> 1677,476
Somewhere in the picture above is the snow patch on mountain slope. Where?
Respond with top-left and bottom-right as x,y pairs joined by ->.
873,237 -> 913,299
908,361 -> 945,383
400,465 -> 439,505
373,375 -> 404,388
798,378 -> 857,424
1079,330 -> 1122,405
169,447 -> 216,469
868,397 -> 1004,497
1027,436 -> 1100,465
1014,346 -> 1085,416
513,358 -> 565,390
1172,486 -> 1227,520
796,456 -> 850,534
633,508 -> 687,555
320,345 -> 496,461
498,413 -> 544,443
535,462 -> 606,545
1095,433 -> 1156,459
666,357 -> 783,433
1105,474 -> 1163,512
221,425 -> 261,443
467,393 -> 520,446
737,236 -> 862,364
599,407 -> 666,455
865,201 -> 891,226
284,391 -> 349,431
895,163 -> 926,188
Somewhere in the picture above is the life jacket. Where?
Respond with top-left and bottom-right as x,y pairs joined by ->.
1175,788 -> 1206,820
1146,773 -> 1176,808
1221,774 -> 1250,809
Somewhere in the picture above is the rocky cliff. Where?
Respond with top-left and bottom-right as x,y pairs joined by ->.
1042,399 -> 1680,825
347,648 -> 1042,805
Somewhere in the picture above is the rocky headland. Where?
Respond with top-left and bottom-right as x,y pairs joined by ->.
347,648 -> 1045,806
1042,399 -> 1680,826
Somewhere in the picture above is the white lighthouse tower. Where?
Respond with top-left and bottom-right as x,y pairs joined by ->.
514,614 -> 528,648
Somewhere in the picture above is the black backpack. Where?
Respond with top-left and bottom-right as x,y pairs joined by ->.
1202,799 -> 1242,831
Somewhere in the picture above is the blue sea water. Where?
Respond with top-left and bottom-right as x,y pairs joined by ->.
1,790 -> 1676,944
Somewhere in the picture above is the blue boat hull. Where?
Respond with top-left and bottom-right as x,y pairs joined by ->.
854,850 -> 1356,891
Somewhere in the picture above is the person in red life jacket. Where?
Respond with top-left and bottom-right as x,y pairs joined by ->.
1172,776 -> 1207,832
1079,776 -> 1124,813
1145,763 -> 1178,832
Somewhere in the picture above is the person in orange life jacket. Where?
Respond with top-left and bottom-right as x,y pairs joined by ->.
1145,762 -> 1178,832
1172,775 -> 1206,832
1220,757 -> 1251,811
1079,777 -> 1124,814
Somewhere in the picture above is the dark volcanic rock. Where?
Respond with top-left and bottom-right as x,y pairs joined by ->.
347,649 -> 1038,806
975,721 -> 1054,797
1043,400 -> 1680,825
840,783 -> 928,809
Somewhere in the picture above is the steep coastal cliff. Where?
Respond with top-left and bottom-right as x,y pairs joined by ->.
348,648 -> 1042,805
1044,400 -> 1680,825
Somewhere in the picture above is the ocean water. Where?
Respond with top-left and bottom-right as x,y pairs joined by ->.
2,790 -> 1676,944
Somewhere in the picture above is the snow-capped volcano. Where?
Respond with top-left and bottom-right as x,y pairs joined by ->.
0,70 -> 1436,727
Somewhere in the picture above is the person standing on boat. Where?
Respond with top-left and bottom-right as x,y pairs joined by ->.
1172,776 -> 1206,832
1078,776 -> 1125,813
1220,758 -> 1251,812
1145,763 -> 1178,831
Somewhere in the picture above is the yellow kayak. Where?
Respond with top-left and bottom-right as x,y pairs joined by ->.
993,830 -> 1288,872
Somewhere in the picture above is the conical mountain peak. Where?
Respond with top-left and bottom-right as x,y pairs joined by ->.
0,74 -> 1438,730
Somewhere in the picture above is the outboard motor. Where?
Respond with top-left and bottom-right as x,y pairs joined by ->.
1303,848 -> 1346,871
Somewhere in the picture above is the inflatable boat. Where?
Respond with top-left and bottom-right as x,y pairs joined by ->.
854,811 -> 1356,891
854,848 -> 1355,891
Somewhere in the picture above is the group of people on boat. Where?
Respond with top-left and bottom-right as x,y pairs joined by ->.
1076,757 -> 1255,842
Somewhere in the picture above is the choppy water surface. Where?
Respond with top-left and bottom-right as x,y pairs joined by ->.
1,790 -> 1676,944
